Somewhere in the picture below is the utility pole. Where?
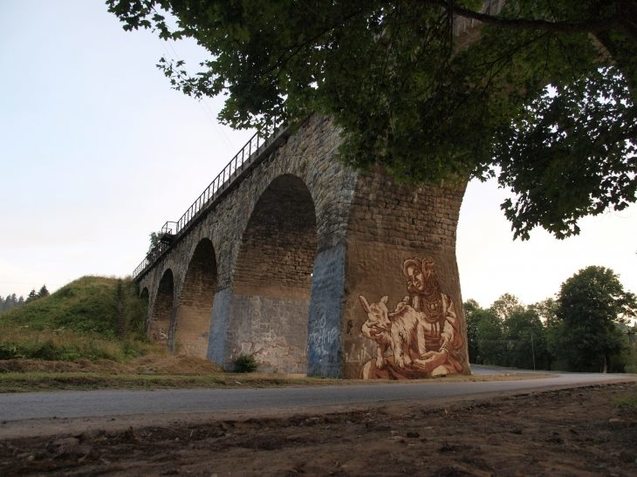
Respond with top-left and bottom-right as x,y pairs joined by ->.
531,333 -> 536,371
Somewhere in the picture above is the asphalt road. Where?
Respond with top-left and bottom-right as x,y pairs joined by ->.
0,372 -> 634,424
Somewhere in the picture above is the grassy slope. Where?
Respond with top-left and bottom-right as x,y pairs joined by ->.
0,276 -> 149,361
1,276 -> 144,336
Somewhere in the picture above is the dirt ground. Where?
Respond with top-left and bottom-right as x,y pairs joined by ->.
1,383 -> 636,477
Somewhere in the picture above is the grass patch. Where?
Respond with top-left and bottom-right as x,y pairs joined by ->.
0,371 -> 342,393
0,325 -> 152,362
615,393 -> 637,411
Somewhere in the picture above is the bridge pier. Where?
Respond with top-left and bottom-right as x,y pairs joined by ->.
341,173 -> 470,378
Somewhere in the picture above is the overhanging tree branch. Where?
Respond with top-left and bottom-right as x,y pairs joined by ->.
423,0 -> 622,35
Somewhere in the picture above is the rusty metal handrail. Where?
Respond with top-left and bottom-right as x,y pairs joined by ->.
132,123 -> 282,280
132,256 -> 150,280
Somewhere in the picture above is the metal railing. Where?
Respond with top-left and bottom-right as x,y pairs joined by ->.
132,123 -> 283,280
132,256 -> 150,280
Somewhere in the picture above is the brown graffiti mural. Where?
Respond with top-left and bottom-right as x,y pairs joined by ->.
359,258 -> 465,379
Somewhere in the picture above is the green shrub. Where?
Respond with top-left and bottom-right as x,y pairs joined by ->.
233,354 -> 258,373
31,341 -> 61,360
0,343 -> 20,360
121,340 -> 145,359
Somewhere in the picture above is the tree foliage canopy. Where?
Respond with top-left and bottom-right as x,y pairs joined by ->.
465,293 -> 551,368
503,308 -> 548,369
556,265 -> 636,371
0,293 -> 25,315
490,292 -> 524,320
108,0 -> 637,238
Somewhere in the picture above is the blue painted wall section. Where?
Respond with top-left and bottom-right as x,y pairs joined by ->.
307,243 -> 347,377
207,287 -> 232,366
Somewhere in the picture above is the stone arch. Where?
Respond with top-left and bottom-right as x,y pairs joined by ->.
229,174 -> 318,373
174,238 -> 217,358
149,268 -> 175,347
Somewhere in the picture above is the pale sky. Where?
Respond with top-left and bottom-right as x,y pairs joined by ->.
1,1 -> 635,308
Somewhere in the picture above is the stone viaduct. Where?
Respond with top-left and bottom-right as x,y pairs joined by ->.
135,115 -> 469,378
132,2 -> 506,378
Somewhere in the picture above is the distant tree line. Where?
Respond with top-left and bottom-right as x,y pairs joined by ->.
0,285 -> 50,315
0,294 -> 24,314
466,266 -> 637,373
